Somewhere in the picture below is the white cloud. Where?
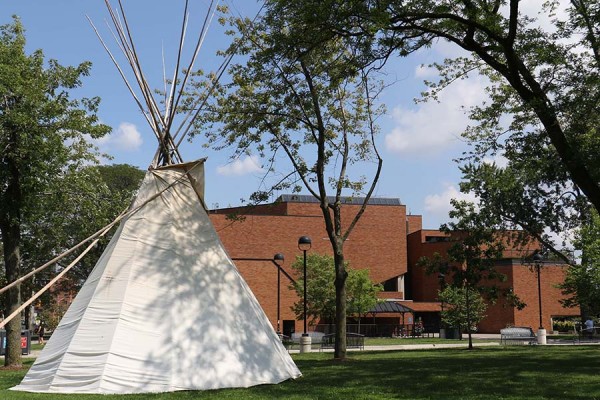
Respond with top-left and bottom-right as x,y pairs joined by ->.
112,122 -> 143,150
389,1 -> 572,159
518,0 -> 569,33
97,122 -> 143,151
483,154 -> 509,169
424,184 -> 478,223
414,64 -> 437,78
385,75 -> 488,156
216,155 -> 264,176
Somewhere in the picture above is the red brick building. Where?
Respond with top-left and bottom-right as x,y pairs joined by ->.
407,229 -> 579,333
209,195 -> 579,335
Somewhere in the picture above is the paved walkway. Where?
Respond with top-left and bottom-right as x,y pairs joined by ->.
13,333 -> 598,358
297,341 -> 500,354
288,333 -> 600,353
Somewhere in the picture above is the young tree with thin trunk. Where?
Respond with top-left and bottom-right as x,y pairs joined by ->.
195,6 -> 384,360
419,201 -> 508,349
289,253 -> 382,334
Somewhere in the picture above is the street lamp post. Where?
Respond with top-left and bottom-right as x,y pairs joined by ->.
273,253 -> 284,335
298,236 -> 312,353
231,254 -> 295,338
438,272 -> 445,339
533,252 -> 546,345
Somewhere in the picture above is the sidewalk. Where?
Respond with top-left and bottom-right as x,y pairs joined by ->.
294,341 -> 500,354
13,333 -> 597,359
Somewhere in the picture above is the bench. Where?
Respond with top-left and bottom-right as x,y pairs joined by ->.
320,332 -> 365,351
500,327 -> 537,345
280,332 -> 326,350
574,324 -> 600,343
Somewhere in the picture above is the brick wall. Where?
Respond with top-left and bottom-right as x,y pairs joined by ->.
511,262 -> 579,330
406,215 -> 422,235
209,199 -> 408,333
406,230 -> 579,333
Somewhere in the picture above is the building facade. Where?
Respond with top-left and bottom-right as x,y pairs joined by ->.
209,195 -> 579,335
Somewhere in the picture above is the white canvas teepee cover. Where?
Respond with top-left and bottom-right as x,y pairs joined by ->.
12,160 -> 301,394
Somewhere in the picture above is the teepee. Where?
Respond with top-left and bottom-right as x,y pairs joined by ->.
11,0 -> 300,394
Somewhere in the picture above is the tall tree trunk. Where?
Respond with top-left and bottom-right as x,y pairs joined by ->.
2,221 -> 23,367
2,137 -> 24,368
333,249 -> 348,360
465,286 -> 473,350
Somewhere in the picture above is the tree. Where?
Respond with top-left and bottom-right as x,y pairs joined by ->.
64,164 -> 145,286
290,253 -> 337,326
559,210 -> 600,317
196,4 -> 384,359
438,285 -> 487,337
375,0 -> 600,215
24,164 -> 144,297
346,269 -> 383,333
96,164 -> 146,207
371,0 -> 599,261
0,18 -> 110,367
289,253 -> 382,333
274,0 -> 599,263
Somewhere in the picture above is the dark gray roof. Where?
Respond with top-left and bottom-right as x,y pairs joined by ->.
277,194 -> 402,206
369,302 -> 413,314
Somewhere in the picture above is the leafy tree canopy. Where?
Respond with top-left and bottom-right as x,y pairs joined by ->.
439,285 -> 487,334
289,253 -> 382,325
378,0 -> 600,258
0,17 -> 110,366
192,3 -> 386,359
273,0 -> 600,259
559,210 -> 600,316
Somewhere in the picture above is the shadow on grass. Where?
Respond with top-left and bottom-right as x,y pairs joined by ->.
2,347 -> 600,399
261,346 -> 600,400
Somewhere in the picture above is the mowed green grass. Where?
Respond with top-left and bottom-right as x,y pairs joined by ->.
1,346 -> 599,399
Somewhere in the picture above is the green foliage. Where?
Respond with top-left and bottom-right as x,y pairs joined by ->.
0,17 -> 110,365
346,268 -> 383,318
196,5 -> 385,202
286,0 -> 600,262
193,2 -> 386,359
552,318 -> 577,333
558,210 -> 600,316
31,164 -> 144,312
289,253 -> 381,325
439,285 -> 486,333
290,253 -> 337,324
371,0 -> 600,259
96,164 -> 145,205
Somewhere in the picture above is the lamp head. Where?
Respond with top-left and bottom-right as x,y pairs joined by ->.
533,252 -> 544,262
298,236 -> 312,251
273,253 -> 284,266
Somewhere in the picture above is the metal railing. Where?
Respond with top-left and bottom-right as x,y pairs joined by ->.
312,323 -> 437,337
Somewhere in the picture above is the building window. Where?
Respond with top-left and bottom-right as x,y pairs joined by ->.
425,236 -> 450,243
383,276 -> 401,292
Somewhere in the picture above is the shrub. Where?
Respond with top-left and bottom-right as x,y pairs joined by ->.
552,319 -> 577,332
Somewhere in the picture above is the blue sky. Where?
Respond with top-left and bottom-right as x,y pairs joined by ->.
3,0 -> 501,229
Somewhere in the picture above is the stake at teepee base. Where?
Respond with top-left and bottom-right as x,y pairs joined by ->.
11,0 -> 300,394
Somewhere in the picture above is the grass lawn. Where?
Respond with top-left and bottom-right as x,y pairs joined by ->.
1,346 -> 599,399
363,337 -> 496,346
